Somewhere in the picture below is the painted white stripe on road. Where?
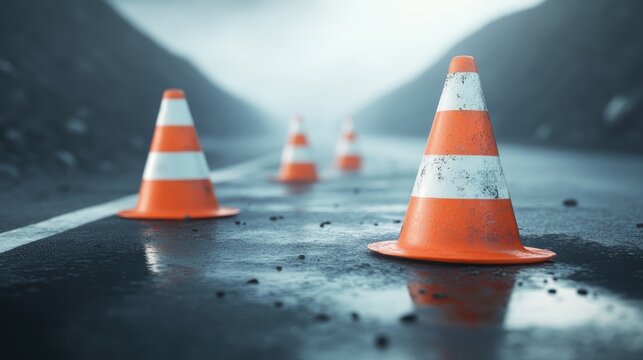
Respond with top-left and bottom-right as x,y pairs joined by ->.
156,99 -> 194,126
142,152 -> 209,180
0,152 -> 279,254
281,144 -> 313,163
437,72 -> 487,111
411,155 -> 509,199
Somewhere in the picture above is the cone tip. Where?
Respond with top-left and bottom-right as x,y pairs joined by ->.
448,56 -> 478,73
163,89 -> 186,99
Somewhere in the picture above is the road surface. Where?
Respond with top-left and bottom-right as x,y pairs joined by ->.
1,136 -> 642,359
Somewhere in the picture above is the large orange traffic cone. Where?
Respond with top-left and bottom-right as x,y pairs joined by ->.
335,117 -> 362,171
119,89 -> 239,220
368,56 -> 555,264
276,115 -> 318,183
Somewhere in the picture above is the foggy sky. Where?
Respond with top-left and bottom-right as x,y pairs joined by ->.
110,0 -> 543,123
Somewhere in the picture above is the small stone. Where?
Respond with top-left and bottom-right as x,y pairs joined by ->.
373,223 -> 379,226
242,222 -> 247,225
577,288 -> 589,296
432,292 -> 447,299
517,281 -> 523,286
269,216 -> 278,221
351,312 -> 359,321
548,288 -> 557,294
315,313 -> 330,322
246,278 -> 259,285
298,255 -> 306,260
375,334 -> 389,349
563,198 -> 578,207
276,266 -> 283,272
636,223 -> 643,229
216,291 -> 225,298
552,277 -> 558,281
400,313 -> 417,324
235,221 -> 241,225
274,301 -> 284,308
393,220 -> 401,223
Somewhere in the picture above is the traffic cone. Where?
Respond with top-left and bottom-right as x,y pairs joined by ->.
276,115 -> 318,183
335,117 -> 362,171
118,89 -> 239,220
368,56 -> 555,264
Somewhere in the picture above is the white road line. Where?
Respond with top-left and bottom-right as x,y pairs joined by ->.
0,152 -> 279,254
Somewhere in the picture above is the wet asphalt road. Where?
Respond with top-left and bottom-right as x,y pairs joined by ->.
1,136 -> 642,360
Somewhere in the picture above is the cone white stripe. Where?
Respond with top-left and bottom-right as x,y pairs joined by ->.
336,139 -> 359,156
142,152 -> 209,180
281,144 -> 312,163
437,72 -> 487,111
156,99 -> 194,126
411,155 -> 509,199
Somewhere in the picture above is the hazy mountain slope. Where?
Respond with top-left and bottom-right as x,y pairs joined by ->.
358,0 -> 643,153
0,0 -> 265,176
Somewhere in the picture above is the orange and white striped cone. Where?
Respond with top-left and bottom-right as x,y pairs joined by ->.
368,56 -> 555,264
276,115 -> 318,183
335,117 -> 362,171
118,89 -> 239,220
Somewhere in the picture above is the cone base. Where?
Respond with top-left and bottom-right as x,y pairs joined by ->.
118,207 -> 239,220
367,240 -> 555,265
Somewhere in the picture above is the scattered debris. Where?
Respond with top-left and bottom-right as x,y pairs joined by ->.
351,312 -> 360,322
216,291 -> 225,298
374,334 -> 389,349
400,313 -> 417,324
276,266 -> 283,272
315,313 -> 330,322
577,288 -> 589,296
432,292 -> 447,299
246,279 -> 259,285
563,198 -> 578,207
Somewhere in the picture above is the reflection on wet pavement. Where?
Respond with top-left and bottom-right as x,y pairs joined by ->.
1,138 -> 642,359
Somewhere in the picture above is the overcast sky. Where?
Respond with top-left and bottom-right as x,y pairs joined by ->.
111,0 -> 543,122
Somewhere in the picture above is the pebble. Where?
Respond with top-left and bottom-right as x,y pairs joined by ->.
216,291 -> 225,298
563,198 -> 578,207
351,312 -> 360,322
393,220 -> 401,223
577,288 -> 589,296
320,221 -> 331,228
432,292 -> 447,299
636,223 -> 643,229
400,313 -> 417,324
269,216 -> 278,221
274,301 -> 284,308
548,288 -> 557,294
375,334 -> 389,349
298,255 -> 306,260
235,221 -> 241,225
373,223 -> 379,226
192,228 -> 198,232
246,278 -> 259,285
315,313 -> 330,322
276,266 -> 283,272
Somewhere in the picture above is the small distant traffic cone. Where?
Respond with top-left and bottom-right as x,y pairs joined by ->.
368,56 -> 555,264
335,117 -> 362,171
118,89 -> 239,220
276,115 -> 318,183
